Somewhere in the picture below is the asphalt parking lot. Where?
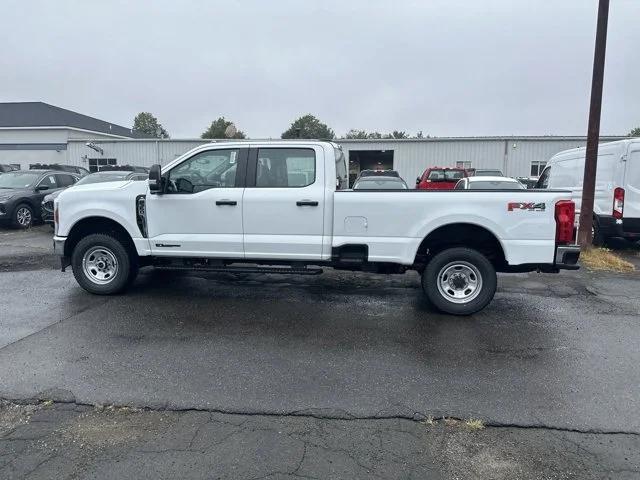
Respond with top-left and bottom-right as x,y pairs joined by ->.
1,225 -> 640,479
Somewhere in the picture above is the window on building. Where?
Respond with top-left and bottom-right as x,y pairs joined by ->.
456,161 -> 472,170
530,161 -> 547,177
88,158 -> 117,173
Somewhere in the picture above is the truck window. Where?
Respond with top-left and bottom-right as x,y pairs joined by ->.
334,147 -> 348,190
428,169 -> 464,181
536,166 -> 550,188
167,149 -> 239,194
256,148 -> 315,187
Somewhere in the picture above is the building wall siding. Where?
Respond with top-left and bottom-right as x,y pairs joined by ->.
60,137 -> 626,180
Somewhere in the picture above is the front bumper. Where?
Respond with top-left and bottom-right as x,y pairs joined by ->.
53,236 -> 70,271
555,245 -> 580,270
41,201 -> 54,224
0,202 -> 9,220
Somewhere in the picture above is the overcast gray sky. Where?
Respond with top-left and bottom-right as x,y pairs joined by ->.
1,0 -> 638,138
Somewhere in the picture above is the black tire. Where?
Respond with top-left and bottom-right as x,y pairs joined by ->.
591,218 -> 605,247
12,203 -> 34,229
422,247 -> 497,316
71,233 -> 132,295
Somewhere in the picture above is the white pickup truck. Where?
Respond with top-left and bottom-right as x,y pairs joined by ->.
53,141 -> 580,315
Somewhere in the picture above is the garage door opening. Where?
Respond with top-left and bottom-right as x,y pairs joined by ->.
348,150 -> 394,187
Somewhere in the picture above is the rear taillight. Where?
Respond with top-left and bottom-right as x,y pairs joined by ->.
54,204 -> 59,234
555,200 -> 575,244
613,187 -> 624,220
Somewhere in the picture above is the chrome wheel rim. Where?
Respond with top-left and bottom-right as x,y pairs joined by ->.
16,207 -> 32,227
437,261 -> 483,304
82,246 -> 118,285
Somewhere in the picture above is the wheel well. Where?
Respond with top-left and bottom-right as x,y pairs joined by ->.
64,216 -> 137,259
13,198 -> 39,212
414,223 -> 506,268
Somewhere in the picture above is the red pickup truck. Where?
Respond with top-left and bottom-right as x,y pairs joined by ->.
416,167 -> 468,190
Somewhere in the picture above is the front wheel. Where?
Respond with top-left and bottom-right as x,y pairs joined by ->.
422,247 -> 497,315
12,204 -> 34,229
71,233 -> 132,294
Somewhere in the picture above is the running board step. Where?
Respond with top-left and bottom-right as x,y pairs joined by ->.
154,264 -> 324,275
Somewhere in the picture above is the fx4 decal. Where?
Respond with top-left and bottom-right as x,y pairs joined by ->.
507,202 -> 546,212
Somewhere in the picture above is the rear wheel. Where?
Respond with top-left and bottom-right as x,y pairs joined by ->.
422,247 -> 497,315
71,233 -> 132,294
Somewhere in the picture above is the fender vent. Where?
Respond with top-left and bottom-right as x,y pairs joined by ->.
136,195 -> 148,238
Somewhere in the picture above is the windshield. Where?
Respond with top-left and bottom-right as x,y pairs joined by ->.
354,178 -> 407,189
0,171 -> 41,189
468,181 -> 525,190
427,169 -> 464,181
76,172 -> 130,185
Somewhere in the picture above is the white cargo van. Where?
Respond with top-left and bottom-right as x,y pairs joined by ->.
537,139 -> 640,244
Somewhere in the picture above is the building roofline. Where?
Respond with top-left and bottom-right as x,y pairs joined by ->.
0,126 -> 133,139
66,135 -> 629,144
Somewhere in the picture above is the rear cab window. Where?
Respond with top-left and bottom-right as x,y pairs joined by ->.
256,148 -> 315,187
427,169 -> 465,181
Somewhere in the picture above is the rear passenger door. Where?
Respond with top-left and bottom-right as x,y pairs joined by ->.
242,146 -> 325,260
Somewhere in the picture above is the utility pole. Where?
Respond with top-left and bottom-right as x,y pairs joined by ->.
577,0 -> 610,248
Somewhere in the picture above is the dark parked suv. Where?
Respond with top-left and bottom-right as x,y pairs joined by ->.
29,163 -> 90,177
0,170 -> 78,228
41,169 -> 148,225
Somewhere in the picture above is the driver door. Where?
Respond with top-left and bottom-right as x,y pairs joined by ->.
145,147 -> 248,258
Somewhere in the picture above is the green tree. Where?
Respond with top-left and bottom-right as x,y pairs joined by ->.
344,129 -> 369,139
389,130 -> 408,139
132,112 -> 169,138
629,127 -> 640,137
281,114 -> 335,139
201,117 -> 246,139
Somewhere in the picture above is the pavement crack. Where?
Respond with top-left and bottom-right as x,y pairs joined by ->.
3,399 -> 639,437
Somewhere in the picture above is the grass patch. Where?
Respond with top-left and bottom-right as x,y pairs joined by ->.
421,415 -> 436,426
464,418 -> 485,430
580,248 -> 634,273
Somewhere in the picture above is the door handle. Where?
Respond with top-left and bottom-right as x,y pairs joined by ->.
296,200 -> 319,207
216,200 -> 237,206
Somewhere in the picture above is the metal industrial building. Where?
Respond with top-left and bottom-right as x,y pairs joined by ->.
0,102 -> 626,180
62,135 -> 625,179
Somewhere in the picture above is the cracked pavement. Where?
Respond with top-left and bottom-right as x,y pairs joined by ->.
1,225 -> 639,478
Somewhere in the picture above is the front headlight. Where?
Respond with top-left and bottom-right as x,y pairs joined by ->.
0,193 -> 14,202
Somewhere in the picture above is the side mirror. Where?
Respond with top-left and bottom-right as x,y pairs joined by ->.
36,185 -> 49,191
149,164 -> 163,194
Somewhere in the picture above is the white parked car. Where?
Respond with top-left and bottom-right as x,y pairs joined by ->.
53,141 -> 579,315
537,139 -> 640,244
454,176 -> 526,190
